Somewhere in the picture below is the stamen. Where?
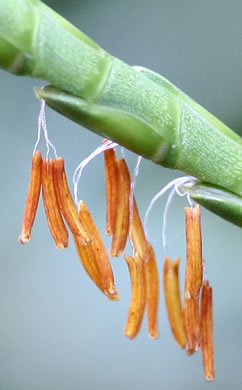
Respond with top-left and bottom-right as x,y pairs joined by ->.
163,256 -> 186,348
73,140 -> 118,207
74,234 -> 102,292
184,294 -> 201,354
110,159 -> 131,257
19,151 -> 42,243
53,158 -> 91,244
74,200 -> 119,301
104,147 -> 119,235
130,197 -> 150,262
201,280 -> 214,381
185,205 -> 203,299
41,158 -> 69,249
184,205 -> 203,353
124,254 -> 146,339
144,244 -> 160,339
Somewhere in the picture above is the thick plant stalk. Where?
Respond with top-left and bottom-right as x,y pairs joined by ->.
1,0 -> 242,225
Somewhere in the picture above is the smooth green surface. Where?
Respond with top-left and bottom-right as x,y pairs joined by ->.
0,1 -> 242,390
35,85 -> 171,163
1,0 -> 242,207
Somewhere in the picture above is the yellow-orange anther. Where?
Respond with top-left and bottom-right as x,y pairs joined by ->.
163,256 -> 186,348
42,159 -> 69,249
53,158 -> 91,244
185,205 -> 203,299
130,197 -> 150,262
201,280 -> 214,381
19,151 -> 42,244
104,147 -> 119,235
184,294 -> 200,354
75,200 -> 119,301
184,205 -> 203,353
144,244 -> 160,338
110,159 -> 130,257
124,254 -> 146,339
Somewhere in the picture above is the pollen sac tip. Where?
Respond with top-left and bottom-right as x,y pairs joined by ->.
205,374 -> 215,382
186,347 -> 195,356
105,285 -> 120,301
109,248 -> 122,258
19,233 -> 31,244
123,329 -> 136,340
148,330 -> 160,339
56,241 -> 68,250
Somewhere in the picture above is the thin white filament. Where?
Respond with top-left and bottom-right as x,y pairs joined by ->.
144,175 -> 196,240
33,108 -> 42,155
73,140 -> 118,207
129,155 -> 142,234
33,99 -> 57,159
162,186 -> 176,256
175,181 -> 193,207
162,179 -> 195,255
120,146 -> 126,159
202,259 -> 208,282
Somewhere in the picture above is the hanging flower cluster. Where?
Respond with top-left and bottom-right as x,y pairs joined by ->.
19,141 -> 214,381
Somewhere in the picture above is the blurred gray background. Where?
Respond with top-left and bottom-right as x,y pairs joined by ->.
0,1 -> 242,389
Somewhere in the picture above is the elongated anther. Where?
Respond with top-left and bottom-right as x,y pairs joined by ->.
163,256 -> 186,348
130,197 -> 150,262
110,158 -> 130,257
74,235 -> 103,292
201,280 -> 214,381
19,151 -> 42,244
184,205 -> 203,353
144,244 -> 160,338
124,254 -> 146,339
53,157 -> 91,244
42,159 -> 69,249
184,295 -> 201,354
185,205 -> 203,299
104,147 -> 119,235
75,200 -> 119,301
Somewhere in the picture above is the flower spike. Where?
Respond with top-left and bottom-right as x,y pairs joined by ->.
124,254 -> 146,339
75,200 -> 120,301
163,256 -> 186,348
53,157 -> 91,244
42,158 -> 69,249
201,280 -> 214,381
19,151 -> 42,244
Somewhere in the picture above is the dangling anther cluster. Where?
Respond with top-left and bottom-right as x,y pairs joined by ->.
19,141 -> 214,381
163,205 -> 214,381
